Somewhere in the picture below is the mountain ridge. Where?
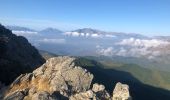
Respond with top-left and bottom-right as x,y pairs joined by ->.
0,24 -> 45,85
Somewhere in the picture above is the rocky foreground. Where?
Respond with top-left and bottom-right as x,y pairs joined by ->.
1,56 -> 131,100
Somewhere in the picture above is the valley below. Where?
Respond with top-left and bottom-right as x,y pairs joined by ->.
40,50 -> 170,100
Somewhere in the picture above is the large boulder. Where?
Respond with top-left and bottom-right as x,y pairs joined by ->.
112,82 -> 131,100
0,24 -> 45,85
70,83 -> 111,100
3,56 -> 131,100
69,90 -> 94,100
4,56 -> 93,99
4,90 -> 26,100
92,83 -> 111,100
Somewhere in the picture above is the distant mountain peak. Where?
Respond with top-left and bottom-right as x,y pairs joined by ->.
39,27 -> 63,35
6,25 -> 36,32
73,28 -> 106,34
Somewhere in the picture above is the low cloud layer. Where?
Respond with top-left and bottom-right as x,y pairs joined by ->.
117,38 -> 170,48
38,38 -> 66,44
64,31 -> 116,38
10,27 -> 170,61
12,30 -> 38,36
97,38 -> 170,59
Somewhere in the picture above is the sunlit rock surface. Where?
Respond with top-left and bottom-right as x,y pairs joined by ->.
3,56 -> 131,100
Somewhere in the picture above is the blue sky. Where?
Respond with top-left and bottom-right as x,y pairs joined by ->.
0,0 -> 170,36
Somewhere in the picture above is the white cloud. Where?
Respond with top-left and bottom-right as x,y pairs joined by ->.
64,32 -> 72,35
12,30 -> 38,36
97,46 -> 155,58
71,32 -> 80,37
38,38 -> 66,44
105,34 -> 116,38
97,47 -> 114,56
64,32 -> 80,37
64,32 -> 117,39
116,47 -> 128,57
91,34 -> 102,38
85,33 -> 89,37
80,33 -> 85,36
117,38 -> 170,48
64,32 -> 103,38
97,38 -> 170,59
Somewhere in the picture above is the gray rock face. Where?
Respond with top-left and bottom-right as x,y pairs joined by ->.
70,90 -> 94,100
32,56 -> 93,96
3,56 -> 131,100
31,92 -> 56,100
92,83 -> 111,100
4,90 -> 27,100
70,83 -> 111,100
4,56 -> 94,100
92,83 -> 105,92
112,82 -> 131,100
0,24 -> 45,85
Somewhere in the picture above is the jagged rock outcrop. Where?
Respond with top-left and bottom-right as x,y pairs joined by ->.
0,24 -> 45,85
69,90 -> 94,100
70,83 -> 111,100
112,82 -> 131,100
3,56 -> 131,100
92,83 -> 111,100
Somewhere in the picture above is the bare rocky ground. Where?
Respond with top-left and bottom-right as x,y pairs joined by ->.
1,56 -> 131,100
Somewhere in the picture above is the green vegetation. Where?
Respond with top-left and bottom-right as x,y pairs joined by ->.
40,51 -> 170,91
74,57 -> 170,100
39,50 -> 58,60
114,64 -> 170,90
40,51 -> 170,100
84,56 -> 170,90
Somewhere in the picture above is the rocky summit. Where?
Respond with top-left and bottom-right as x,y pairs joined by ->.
2,56 -> 131,100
